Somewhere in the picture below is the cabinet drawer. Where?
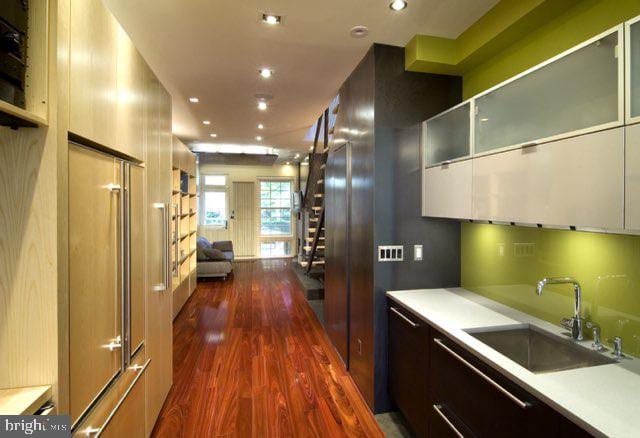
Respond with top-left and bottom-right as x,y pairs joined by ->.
388,304 -> 429,437
423,160 -> 472,219
430,331 -> 558,437
472,127 -> 624,229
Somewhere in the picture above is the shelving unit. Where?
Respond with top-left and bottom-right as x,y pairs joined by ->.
0,0 -> 50,128
171,138 -> 198,319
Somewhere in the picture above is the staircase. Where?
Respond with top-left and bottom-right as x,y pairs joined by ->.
300,105 -> 336,277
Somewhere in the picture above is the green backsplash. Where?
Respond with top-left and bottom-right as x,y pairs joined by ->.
461,223 -> 640,357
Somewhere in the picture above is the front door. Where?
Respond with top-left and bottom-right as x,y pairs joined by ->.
232,181 -> 256,258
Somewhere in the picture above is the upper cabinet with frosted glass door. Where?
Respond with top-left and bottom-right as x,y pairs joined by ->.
474,26 -> 624,155
422,101 -> 473,218
627,16 -> 640,125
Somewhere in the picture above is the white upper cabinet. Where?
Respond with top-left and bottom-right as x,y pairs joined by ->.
627,17 -> 640,124
473,128 -> 624,229
423,160 -> 472,219
474,27 -> 622,155
626,124 -> 640,230
424,101 -> 472,166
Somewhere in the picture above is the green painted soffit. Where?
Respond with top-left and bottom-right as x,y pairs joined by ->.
405,0 -> 582,76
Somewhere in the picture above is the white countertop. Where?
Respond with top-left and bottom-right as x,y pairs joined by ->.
386,288 -> 640,438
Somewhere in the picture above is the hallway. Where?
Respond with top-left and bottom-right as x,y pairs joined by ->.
151,260 -> 383,437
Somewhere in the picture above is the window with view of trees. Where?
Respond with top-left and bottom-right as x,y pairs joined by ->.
260,180 -> 292,236
201,175 -> 227,227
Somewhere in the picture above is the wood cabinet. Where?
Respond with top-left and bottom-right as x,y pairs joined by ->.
472,128 -> 624,229
626,124 -> 640,231
68,144 -> 122,422
69,0 -> 146,161
430,329 -> 558,438
388,306 -> 429,437
101,373 -> 145,438
388,300 -> 591,438
423,160 -> 472,219
115,25 -> 145,161
144,68 -> 174,432
130,164 -> 145,357
69,0 -> 118,150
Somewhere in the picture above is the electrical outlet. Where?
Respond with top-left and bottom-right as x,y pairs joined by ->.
378,245 -> 404,262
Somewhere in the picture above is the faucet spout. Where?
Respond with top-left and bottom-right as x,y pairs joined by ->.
535,277 -> 584,341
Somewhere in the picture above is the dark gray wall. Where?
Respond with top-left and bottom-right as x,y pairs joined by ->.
372,44 -> 462,412
324,43 -> 462,413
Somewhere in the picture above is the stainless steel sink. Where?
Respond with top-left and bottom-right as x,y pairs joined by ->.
467,325 -> 616,374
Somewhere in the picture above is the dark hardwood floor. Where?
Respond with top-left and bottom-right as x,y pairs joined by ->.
151,259 -> 383,437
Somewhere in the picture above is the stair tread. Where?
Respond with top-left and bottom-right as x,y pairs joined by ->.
304,246 -> 325,251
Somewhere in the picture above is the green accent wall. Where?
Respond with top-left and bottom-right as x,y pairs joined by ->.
462,224 -> 640,357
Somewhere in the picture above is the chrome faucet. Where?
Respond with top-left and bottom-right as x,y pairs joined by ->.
536,277 -> 584,341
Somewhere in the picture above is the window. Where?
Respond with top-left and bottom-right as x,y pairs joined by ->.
201,175 -> 228,227
260,180 -> 292,236
260,241 -> 292,258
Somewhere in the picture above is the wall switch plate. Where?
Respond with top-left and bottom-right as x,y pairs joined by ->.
378,245 -> 404,262
414,245 -> 423,261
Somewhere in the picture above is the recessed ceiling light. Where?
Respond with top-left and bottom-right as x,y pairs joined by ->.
189,97 -> 199,103
390,0 -> 407,11
210,133 -> 218,138
256,136 -> 263,141
259,68 -> 273,79
257,101 -> 268,111
258,124 -> 264,129
262,13 -> 282,25
350,25 -> 369,38
202,120 -> 211,125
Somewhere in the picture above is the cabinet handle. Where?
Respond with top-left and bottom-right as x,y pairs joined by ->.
83,359 -> 150,437
432,404 -> 464,438
106,183 -> 121,192
108,335 -> 122,352
152,203 -> 169,291
433,338 -> 531,409
390,307 -> 420,328
520,141 -> 539,149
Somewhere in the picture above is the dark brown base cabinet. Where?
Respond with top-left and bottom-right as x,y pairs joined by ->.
388,302 -> 594,438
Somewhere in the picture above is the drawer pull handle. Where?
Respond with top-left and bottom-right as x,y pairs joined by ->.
82,359 -> 150,437
390,307 -> 420,328
432,404 -> 464,438
433,338 -> 531,409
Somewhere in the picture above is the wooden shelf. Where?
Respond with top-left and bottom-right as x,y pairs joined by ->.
0,101 -> 48,128
0,386 -> 51,415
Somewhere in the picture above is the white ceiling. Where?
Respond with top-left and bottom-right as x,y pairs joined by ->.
104,0 -> 497,159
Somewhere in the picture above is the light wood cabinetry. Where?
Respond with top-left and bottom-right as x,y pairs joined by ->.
423,160 -> 472,219
69,0 -> 118,149
626,124 -> 640,231
144,75 -> 174,433
68,144 -> 122,422
472,128 -> 624,229
101,373 -> 145,438
115,25 -> 145,162
171,138 -> 198,319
